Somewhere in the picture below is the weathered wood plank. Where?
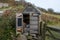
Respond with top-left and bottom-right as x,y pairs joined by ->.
46,34 -> 60,40
47,26 -> 60,33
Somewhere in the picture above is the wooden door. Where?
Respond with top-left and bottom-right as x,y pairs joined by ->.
30,13 -> 39,34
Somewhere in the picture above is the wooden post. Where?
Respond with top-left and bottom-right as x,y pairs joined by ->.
42,22 -> 47,40
39,22 -> 42,36
38,21 -> 43,40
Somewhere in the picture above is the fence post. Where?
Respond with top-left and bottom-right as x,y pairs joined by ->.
38,21 -> 43,40
42,22 -> 47,40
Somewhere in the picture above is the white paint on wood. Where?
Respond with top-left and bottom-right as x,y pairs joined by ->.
16,13 -> 23,33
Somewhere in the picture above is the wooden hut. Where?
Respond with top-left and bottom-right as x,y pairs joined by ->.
16,4 -> 41,34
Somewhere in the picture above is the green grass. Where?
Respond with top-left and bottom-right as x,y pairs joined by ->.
0,7 -> 13,11
47,20 -> 60,27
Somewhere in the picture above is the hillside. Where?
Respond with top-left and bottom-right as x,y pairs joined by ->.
41,12 -> 60,26
0,0 -> 60,27
0,3 -> 60,27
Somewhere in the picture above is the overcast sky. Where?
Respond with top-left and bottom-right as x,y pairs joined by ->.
26,0 -> 60,12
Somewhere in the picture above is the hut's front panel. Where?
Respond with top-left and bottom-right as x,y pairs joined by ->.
30,13 -> 39,34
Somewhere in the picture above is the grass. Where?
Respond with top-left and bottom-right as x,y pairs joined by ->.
0,7 -> 13,11
0,7 -> 9,10
46,13 -> 60,18
47,21 -> 60,27
42,12 -> 60,27
43,12 -> 60,19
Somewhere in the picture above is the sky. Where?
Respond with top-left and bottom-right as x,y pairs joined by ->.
26,0 -> 60,12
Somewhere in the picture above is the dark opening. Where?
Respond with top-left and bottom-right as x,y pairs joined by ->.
23,14 -> 30,24
18,18 -> 22,26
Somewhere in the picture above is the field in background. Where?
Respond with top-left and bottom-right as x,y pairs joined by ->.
41,12 -> 60,27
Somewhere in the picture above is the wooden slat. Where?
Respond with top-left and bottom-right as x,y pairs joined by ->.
46,34 -> 60,40
47,26 -> 60,33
